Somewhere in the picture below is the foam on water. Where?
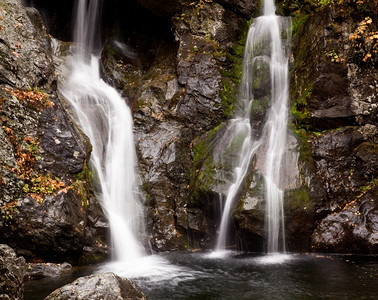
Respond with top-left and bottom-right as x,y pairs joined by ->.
254,253 -> 293,265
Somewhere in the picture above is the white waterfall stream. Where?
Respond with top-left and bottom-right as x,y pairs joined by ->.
62,0 -> 288,266
214,0 -> 290,254
62,0 -> 145,262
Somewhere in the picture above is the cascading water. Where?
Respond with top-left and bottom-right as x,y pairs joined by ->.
214,0 -> 290,254
62,0 -> 145,262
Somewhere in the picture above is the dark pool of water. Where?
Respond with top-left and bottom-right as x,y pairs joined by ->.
24,252 -> 378,300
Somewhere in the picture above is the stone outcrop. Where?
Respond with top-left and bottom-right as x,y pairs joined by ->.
288,1 -> 377,252
44,272 -> 147,300
1,0 -> 376,257
180,1 -> 377,253
0,0 -> 108,262
0,0 -> 54,89
100,0 -> 258,250
0,244 -> 25,300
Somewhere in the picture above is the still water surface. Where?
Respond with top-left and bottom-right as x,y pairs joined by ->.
24,252 -> 378,299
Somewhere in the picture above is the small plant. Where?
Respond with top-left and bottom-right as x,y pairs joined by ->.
5,87 -> 54,111
1,127 -> 67,205
1,201 -> 18,221
325,49 -> 343,62
349,17 -> 377,64
189,0 -> 212,16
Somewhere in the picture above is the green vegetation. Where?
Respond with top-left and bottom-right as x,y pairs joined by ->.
250,96 -> 270,119
219,19 -> 251,118
359,178 -> 377,195
190,124 -> 224,202
279,0 -> 377,66
6,87 -> 54,111
291,127 -> 314,164
286,187 -> 312,210
1,200 -> 17,221
291,14 -> 309,38
72,162 -> 94,209
290,85 -> 312,126
325,49 -> 342,62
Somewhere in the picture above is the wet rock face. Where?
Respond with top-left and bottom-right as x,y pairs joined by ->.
174,1 -> 245,132
44,272 -> 147,300
0,0 -> 54,89
0,0 -> 108,263
290,6 -> 377,253
312,186 -> 378,253
0,244 -> 25,300
309,63 -> 356,130
100,0 -> 255,250
215,0 -> 258,18
2,191 -> 86,260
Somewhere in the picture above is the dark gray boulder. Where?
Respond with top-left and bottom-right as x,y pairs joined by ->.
312,186 -> 378,253
0,244 -> 25,300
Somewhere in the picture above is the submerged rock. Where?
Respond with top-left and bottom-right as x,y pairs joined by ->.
25,262 -> 72,280
44,272 -> 147,300
0,244 -> 25,300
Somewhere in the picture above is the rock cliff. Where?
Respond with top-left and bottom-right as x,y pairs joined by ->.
0,0 -> 108,262
0,0 -> 376,258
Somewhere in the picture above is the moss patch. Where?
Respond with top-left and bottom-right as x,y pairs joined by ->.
285,187 -> 312,210
220,19 -> 251,118
72,162 -> 94,209
290,84 -> 312,126
190,123 -> 226,203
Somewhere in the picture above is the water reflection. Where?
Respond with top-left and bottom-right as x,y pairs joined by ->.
24,253 -> 378,300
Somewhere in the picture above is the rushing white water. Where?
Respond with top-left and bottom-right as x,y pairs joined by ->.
214,119 -> 261,251
214,0 -> 290,253
62,0 -> 145,262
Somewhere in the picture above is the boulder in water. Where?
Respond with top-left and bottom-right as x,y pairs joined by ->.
44,272 -> 147,300
25,262 -> 72,280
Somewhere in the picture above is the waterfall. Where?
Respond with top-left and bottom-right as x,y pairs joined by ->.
214,0 -> 290,253
62,0 -> 145,262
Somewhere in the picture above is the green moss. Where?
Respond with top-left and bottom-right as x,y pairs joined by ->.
292,127 -> 314,164
219,19 -> 250,118
250,96 -> 270,118
225,129 -> 248,158
360,178 -> 377,194
290,84 -> 312,131
291,13 -> 309,38
220,78 -> 237,118
354,142 -> 378,155
285,187 -> 312,210
190,124 -> 225,201
72,162 -> 94,209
